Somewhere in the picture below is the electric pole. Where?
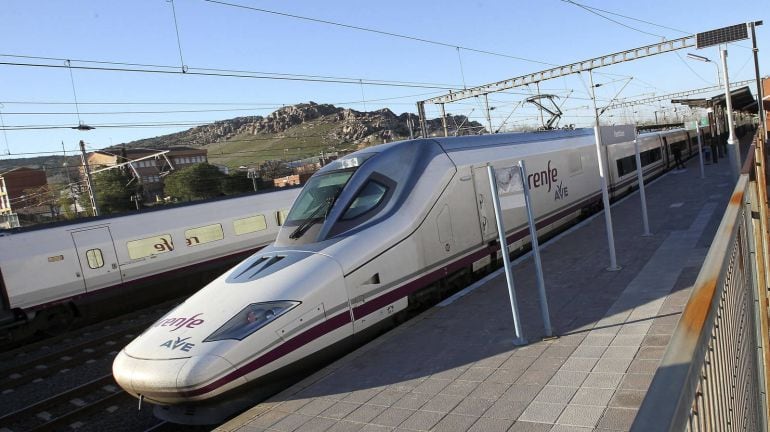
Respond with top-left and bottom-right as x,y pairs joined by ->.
79,140 -> 99,216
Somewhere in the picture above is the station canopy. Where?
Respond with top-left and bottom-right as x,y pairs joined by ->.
672,86 -> 757,114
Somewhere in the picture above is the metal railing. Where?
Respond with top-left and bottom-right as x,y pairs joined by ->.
632,128 -> 770,431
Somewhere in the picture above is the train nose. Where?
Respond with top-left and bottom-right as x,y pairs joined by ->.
113,350 -> 245,404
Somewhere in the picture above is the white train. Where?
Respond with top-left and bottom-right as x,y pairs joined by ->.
112,127 -> 709,424
0,188 -> 299,341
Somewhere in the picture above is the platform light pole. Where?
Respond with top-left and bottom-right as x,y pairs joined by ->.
720,49 -> 741,178
749,21 -> 766,140
588,69 -> 620,271
686,53 -> 721,85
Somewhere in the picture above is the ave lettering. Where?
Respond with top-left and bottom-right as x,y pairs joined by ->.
160,336 -> 195,352
554,181 -> 569,200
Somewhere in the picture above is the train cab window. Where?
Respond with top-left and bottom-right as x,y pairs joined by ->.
127,234 -> 175,259
233,215 -> 267,235
185,224 -> 224,247
342,180 -> 388,220
86,249 -> 104,269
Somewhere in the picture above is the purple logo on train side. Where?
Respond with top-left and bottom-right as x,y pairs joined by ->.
154,313 -> 205,332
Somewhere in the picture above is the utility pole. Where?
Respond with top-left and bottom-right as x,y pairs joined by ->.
407,115 -> 414,140
749,21 -> 766,139
439,103 -> 448,137
720,49 -> 740,178
79,140 -> 99,216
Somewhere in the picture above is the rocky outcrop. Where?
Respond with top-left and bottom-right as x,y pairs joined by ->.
122,102 -> 484,150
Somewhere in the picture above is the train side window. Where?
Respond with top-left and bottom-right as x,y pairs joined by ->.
641,148 -> 662,166
276,209 -> 289,226
616,156 -> 636,177
234,215 -> 267,235
342,180 -> 388,220
86,249 -> 104,269
185,224 -> 224,247
127,234 -> 175,259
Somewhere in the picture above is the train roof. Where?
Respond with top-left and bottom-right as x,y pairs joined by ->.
341,129 -> 596,161
0,185 -> 301,236
432,128 -> 594,152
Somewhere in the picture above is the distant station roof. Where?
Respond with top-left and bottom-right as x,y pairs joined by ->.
672,86 -> 757,113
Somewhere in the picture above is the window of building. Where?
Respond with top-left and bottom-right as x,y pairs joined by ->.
233,215 -> 267,235
127,234 -> 175,259
86,248 -> 104,269
185,224 -> 224,246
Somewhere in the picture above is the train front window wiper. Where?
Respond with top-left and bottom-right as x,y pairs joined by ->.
288,197 -> 333,239
284,169 -> 355,240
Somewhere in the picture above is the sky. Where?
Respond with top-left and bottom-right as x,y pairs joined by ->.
0,0 -> 767,161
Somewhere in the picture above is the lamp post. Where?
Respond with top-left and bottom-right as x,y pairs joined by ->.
588,70 -> 620,271
720,49 -> 740,178
687,52 -> 721,86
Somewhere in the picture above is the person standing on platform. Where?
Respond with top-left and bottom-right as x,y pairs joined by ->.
673,142 -> 685,170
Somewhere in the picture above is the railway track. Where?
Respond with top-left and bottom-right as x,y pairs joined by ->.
0,299 -> 179,363
0,374 -> 131,431
0,300 -> 183,431
0,327 -> 143,393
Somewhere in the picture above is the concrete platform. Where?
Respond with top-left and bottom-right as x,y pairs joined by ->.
216,154 -> 735,432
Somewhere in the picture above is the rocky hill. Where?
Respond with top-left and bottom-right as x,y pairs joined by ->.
125,102 -> 483,151
0,103 -> 483,175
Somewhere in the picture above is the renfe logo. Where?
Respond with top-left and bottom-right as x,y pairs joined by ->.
154,313 -> 205,332
527,160 -> 558,193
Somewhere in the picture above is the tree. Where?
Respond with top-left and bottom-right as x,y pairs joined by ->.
259,160 -> 293,180
93,169 -> 141,214
20,184 -> 61,218
221,172 -> 253,195
164,163 -> 226,201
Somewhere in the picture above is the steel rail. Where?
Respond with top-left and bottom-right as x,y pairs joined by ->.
0,374 -> 117,427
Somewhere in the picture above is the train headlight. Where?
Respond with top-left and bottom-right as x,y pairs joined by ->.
203,301 -> 300,342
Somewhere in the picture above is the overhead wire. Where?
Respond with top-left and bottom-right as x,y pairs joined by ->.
0,55 -> 466,90
558,0 -> 689,35
559,0 -> 664,38
201,0 -> 555,66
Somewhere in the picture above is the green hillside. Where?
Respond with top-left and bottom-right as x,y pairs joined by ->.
206,121 -> 348,170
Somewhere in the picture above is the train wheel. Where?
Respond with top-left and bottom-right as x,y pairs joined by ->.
38,305 -> 76,336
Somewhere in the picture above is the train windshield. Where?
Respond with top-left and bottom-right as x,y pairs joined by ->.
284,154 -> 374,239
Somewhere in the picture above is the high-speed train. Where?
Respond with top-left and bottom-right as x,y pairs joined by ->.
112,126 -> 715,424
0,187 -> 299,342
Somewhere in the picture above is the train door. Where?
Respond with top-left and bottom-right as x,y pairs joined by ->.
70,227 -> 123,292
472,166 -> 499,242
661,137 -> 671,168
